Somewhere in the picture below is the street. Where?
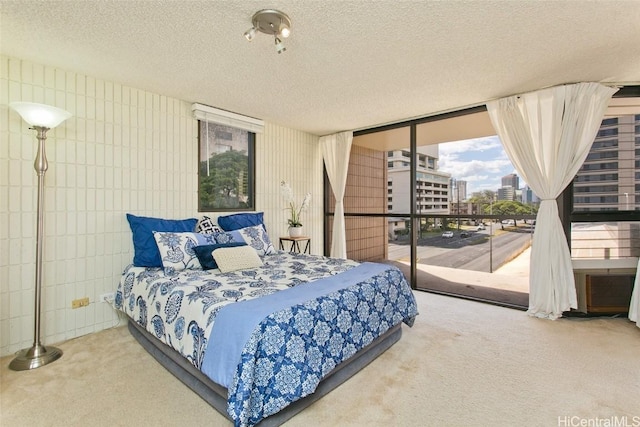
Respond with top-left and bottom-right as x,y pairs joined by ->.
388,227 -> 533,273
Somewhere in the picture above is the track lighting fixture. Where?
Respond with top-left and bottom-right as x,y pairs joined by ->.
244,27 -> 256,41
275,37 -> 286,54
244,9 -> 291,53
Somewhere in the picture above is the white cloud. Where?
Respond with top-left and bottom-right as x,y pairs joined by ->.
438,136 -> 502,156
439,158 -> 512,177
435,136 -> 519,196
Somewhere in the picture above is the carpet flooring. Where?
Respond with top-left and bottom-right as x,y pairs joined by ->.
2,291 -> 639,426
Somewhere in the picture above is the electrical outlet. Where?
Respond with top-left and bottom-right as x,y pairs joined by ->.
100,292 -> 115,303
71,297 -> 90,309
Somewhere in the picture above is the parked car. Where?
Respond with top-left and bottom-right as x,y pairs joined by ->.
460,231 -> 470,238
442,231 -> 454,238
476,224 -> 486,230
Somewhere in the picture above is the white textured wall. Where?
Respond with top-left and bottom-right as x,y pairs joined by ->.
0,56 -> 322,357
255,123 -> 324,253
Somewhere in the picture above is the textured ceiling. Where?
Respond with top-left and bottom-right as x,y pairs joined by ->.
2,0 -> 640,136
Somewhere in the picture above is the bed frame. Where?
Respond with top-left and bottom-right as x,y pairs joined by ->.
128,319 -> 402,426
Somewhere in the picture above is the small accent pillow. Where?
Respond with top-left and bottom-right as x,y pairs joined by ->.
153,232 -> 218,271
196,216 -> 222,234
192,242 -> 248,270
212,246 -> 263,273
237,225 -> 276,256
126,213 -> 198,267
217,212 -> 265,231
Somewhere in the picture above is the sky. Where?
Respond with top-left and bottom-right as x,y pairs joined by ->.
437,136 -> 520,197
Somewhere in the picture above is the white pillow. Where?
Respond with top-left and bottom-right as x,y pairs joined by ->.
153,231 -> 217,271
212,246 -> 264,273
237,225 -> 276,256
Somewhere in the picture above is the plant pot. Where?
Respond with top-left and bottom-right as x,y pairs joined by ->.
289,226 -> 303,237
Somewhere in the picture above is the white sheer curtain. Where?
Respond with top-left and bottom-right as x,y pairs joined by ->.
487,82 -> 617,319
320,131 -> 353,259
629,258 -> 640,328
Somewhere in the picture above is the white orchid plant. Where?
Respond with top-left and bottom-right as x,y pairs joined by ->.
280,181 -> 311,227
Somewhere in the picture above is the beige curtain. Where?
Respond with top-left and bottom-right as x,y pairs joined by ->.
487,82 -> 617,319
320,131 -> 353,259
629,258 -> 640,328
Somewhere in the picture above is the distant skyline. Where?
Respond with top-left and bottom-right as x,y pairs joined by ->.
437,136 -> 521,196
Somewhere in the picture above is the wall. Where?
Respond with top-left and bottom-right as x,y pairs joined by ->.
0,55 -> 322,357
328,144 -> 388,261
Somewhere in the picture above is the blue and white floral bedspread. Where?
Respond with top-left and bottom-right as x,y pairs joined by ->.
114,252 -> 418,427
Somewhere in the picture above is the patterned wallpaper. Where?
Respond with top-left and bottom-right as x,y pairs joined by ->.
0,55 -> 323,357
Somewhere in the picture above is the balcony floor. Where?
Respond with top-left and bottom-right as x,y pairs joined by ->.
391,248 -> 530,309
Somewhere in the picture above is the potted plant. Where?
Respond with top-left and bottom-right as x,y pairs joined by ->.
280,181 -> 311,237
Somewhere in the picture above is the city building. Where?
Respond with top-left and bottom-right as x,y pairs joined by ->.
452,179 -> 467,202
521,185 -> 540,204
572,114 -> 640,258
387,146 -> 451,236
502,173 -> 520,190
497,173 -> 520,201
573,115 -> 639,212
497,185 -> 516,201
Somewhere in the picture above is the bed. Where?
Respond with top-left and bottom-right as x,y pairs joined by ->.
116,215 -> 418,426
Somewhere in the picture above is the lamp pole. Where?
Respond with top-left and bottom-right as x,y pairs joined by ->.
10,125 -> 64,370
489,194 -> 496,273
456,181 -> 461,230
9,102 -> 71,371
489,199 -> 493,273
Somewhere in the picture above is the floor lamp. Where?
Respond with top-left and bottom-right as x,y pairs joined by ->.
9,102 -> 72,371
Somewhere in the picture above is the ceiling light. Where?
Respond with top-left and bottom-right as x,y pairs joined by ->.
275,37 -> 286,54
244,9 -> 291,52
244,27 -> 256,41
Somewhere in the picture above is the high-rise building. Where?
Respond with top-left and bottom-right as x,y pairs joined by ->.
387,146 -> 451,214
497,186 -> 515,201
387,146 -> 451,236
501,173 -> 519,190
452,180 -> 467,202
573,115 -> 639,212
572,114 -> 639,258
521,185 -> 540,204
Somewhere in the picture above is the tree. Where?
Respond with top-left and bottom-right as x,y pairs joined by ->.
490,200 -> 538,225
468,190 -> 538,225
468,190 -> 497,217
199,150 -> 249,209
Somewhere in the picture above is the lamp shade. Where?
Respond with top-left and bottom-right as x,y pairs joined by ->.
10,102 -> 72,129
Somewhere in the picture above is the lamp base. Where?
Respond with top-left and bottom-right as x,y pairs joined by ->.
9,344 -> 62,371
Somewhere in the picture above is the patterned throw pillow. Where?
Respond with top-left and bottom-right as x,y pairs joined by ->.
196,216 -> 222,234
153,232 -> 218,271
212,246 -> 263,273
237,225 -> 276,256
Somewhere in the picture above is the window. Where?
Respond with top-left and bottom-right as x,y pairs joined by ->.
570,103 -> 640,260
198,121 -> 255,211
572,110 -> 638,213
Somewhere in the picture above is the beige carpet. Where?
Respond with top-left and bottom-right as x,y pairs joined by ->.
2,291 -> 639,426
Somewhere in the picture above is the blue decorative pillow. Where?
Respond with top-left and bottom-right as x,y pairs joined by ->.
153,232 -> 219,271
217,212 -> 265,231
192,242 -> 248,270
237,225 -> 276,256
126,214 -> 198,267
